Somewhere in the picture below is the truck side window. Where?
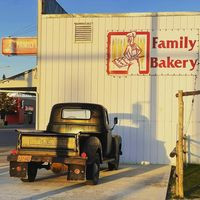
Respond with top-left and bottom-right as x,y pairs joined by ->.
105,111 -> 109,125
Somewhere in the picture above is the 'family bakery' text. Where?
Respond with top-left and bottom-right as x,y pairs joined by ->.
150,36 -> 198,71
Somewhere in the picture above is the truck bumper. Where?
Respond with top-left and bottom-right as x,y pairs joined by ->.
7,154 -> 86,165
7,154 -> 87,180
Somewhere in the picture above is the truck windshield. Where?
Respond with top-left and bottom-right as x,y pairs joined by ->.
62,109 -> 91,119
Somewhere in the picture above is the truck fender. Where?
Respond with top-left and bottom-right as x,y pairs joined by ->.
112,135 -> 122,158
82,137 -> 103,164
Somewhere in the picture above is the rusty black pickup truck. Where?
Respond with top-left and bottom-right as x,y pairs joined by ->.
7,103 -> 122,185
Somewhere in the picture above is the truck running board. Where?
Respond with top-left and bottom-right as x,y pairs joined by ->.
102,158 -> 115,163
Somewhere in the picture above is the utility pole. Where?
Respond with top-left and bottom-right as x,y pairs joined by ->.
177,90 -> 184,198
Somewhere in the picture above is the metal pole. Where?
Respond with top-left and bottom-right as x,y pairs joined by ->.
183,134 -> 187,165
178,90 -> 184,198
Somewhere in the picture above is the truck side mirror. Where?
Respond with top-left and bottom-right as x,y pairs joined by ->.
114,117 -> 118,125
111,117 -> 118,130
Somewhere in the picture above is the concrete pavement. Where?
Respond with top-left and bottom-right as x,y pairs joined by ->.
0,149 -> 171,200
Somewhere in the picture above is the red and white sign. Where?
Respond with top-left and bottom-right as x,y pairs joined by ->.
107,31 -> 150,75
107,30 -> 199,75
2,37 -> 37,56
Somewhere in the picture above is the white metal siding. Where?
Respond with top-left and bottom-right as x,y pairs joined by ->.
38,13 -> 200,164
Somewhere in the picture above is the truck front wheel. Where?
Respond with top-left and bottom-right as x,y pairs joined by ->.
108,151 -> 120,170
86,153 -> 100,185
21,162 -> 38,182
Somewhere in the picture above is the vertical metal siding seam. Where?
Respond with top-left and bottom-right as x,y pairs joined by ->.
130,76 -> 132,162
104,17 -> 109,109
136,75 -> 139,163
100,18 -> 104,105
125,17 -> 130,162
62,18 -> 65,102
58,19 -> 60,103
39,17 -> 43,128
90,24 -> 92,103
83,31 -> 86,102
70,19 -> 73,102
83,19 -> 86,102
170,76 -> 174,159
157,76 -> 159,164
116,17 -> 119,155
50,19 -> 54,110
54,18 -> 59,104
164,75 -> 167,163
170,17 -> 175,158
136,76 -> 139,163
128,18 -> 132,162
37,0 -> 42,129
122,77 -> 125,159
96,17 -> 98,103
150,76 -> 153,162
150,17 -> 154,163
118,17 -> 123,158
143,76 -> 145,162
47,19 -> 53,126
97,18 -> 99,104
64,18 -> 67,101
52,18 -> 55,105
136,16 -> 142,163
42,20 -> 48,124
84,18 -> 89,102
89,17 -> 92,103
44,19 -> 47,127
76,18 -> 79,102
103,17 -> 106,106
143,17 -> 147,162
83,18 -> 86,103
161,17 -> 166,163
108,18 -> 112,113
109,18 -> 113,117
39,17 -> 43,129
130,76 -> 133,162
92,17 -> 95,103
92,18 -> 95,103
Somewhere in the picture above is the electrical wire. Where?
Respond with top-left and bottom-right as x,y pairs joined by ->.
9,24 -> 37,37
184,31 -> 200,135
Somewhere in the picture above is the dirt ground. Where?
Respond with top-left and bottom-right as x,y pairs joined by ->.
167,164 -> 200,199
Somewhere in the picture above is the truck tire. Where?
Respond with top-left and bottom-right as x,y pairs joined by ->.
108,151 -> 120,170
86,153 -> 100,185
21,162 -> 38,182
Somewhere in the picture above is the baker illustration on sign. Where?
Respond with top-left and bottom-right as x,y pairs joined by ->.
113,31 -> 143,73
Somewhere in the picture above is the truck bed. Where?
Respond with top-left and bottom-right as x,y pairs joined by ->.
16,130 -> 79,157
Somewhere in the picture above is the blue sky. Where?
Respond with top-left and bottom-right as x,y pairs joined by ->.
0,0 -> 200,79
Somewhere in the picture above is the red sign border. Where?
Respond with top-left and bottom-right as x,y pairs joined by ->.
107,31 -> 150,75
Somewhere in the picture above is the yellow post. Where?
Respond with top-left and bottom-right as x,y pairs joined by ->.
178,90 -> 184,198
176,141 -> 179,196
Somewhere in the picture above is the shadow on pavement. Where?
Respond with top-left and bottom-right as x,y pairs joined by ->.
21,165 -> 167,200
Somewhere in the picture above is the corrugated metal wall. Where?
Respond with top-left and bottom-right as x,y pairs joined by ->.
38,13 -> 200,164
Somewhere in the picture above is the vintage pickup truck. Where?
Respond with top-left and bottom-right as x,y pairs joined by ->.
7,103 -> 122,184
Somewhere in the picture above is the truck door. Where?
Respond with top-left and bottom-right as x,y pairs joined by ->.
104,111 -> 112,156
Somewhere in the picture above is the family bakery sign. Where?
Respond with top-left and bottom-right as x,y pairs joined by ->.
107,30 -> 199,75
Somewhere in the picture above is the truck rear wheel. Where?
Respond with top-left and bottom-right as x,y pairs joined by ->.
86,153 -> 100,185
21,162 -> 38,182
